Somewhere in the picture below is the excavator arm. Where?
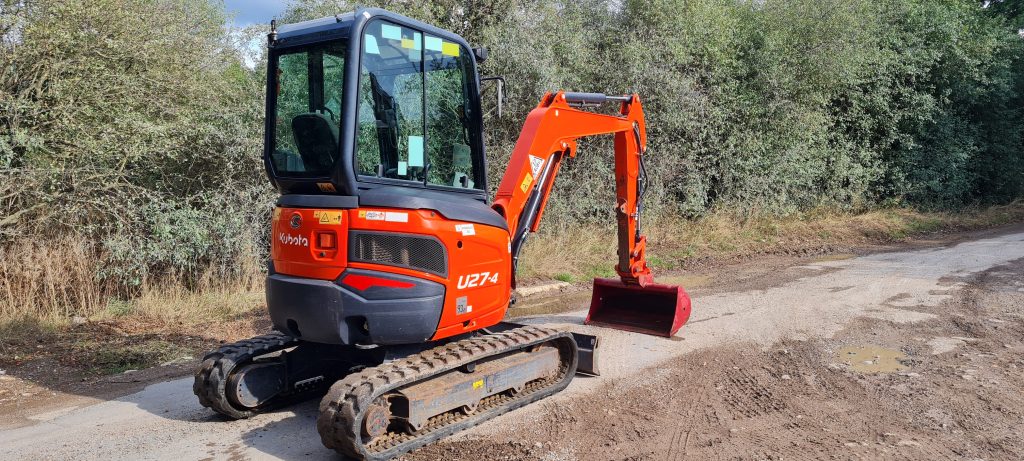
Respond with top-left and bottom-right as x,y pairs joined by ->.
493,91 -> 652,286
493,91 -> 691,337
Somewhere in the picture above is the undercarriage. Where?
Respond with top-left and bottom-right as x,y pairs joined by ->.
194,325 -> 597,461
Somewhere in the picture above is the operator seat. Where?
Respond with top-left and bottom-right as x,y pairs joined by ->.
292,113 -> 339,172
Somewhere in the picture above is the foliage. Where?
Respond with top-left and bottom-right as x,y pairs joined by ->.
283,0 -> 1024,218
0,0 -> 271,290
0,0 -> 1022,307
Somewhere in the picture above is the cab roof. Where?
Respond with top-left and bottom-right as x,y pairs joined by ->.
271,9 -> 473,54
277,13 -> 355,39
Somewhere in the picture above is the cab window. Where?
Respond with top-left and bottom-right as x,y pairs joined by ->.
270,40 -> 346,177
425,35 -> 478,189
355,20 -> 481,190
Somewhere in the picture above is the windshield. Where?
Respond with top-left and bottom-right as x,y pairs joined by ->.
269,40 -> 346,177
355,19 -> 482,190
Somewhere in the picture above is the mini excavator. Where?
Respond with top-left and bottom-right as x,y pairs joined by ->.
193,8 -> 691,460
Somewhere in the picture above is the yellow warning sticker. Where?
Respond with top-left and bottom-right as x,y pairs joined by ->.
472,379 -> 484,390
358,210 -> 366,218
401,38 -> 414,49
519,172 -> 533,193
442,42 -> 460,57
273,208 -> 282,220
313,210 -> 342,225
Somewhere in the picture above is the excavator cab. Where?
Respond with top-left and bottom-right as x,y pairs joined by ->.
265,12 -> 487,198
263,11 -> 517,347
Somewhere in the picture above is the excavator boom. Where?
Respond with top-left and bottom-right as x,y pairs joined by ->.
493,91 -> 691,336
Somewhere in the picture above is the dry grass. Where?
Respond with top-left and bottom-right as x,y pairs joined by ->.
0,238 -> 265,341
517,202 -> 1024,282
103,257 -> 264,330
0,238 -> 108,325
98,282 -> 265,339
2,202 -> 1023,340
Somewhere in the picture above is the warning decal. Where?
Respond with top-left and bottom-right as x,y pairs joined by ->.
361,210 -> 408,223
313,210 -> 342,225
528,155 -> 545,179
519,173 -> 533,193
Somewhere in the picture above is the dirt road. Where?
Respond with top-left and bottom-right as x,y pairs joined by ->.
2,228 -> 1024,460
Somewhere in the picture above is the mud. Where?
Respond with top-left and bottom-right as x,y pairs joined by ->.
407,257 -> 1024,461
837,345 -> 909,373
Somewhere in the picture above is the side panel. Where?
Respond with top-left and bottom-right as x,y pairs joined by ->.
271,207 -> 349,280
346,207 -> 511,340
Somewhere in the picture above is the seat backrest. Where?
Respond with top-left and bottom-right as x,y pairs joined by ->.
291,113 -> 339,172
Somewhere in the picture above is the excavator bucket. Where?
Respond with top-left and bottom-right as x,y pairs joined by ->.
585,278 -> 692,337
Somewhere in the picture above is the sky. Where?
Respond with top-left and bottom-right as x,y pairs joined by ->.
224,0 -> 288,28
223,0 -> 290,68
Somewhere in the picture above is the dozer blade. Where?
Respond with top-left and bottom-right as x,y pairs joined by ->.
585,278 -> 692,337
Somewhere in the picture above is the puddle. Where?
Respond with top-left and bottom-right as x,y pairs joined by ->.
508,291 -> 590,318
837,345 -> 909,373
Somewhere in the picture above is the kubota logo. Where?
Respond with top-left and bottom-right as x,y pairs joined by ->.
278,232 -> 309,247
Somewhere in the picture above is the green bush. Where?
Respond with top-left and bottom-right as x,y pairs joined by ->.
1,0 -> 271,291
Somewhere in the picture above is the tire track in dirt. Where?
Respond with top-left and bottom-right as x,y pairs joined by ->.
407,257 -> 1024,461
663,352 -> 712,461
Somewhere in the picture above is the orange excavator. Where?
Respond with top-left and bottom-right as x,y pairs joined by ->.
193,8 -> 690,460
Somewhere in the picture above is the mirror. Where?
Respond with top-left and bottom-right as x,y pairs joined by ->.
480,76 -> 505,118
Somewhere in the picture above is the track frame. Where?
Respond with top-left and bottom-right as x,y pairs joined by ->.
317,325 -> 578,461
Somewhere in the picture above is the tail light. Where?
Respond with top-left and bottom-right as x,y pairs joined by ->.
315,231 -> 336,250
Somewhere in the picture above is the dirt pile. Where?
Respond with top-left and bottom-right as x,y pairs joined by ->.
407,258 -> 1024,461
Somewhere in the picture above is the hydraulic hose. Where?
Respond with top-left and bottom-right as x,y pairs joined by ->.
634,123 -> 647,242
510,150 -> 562,286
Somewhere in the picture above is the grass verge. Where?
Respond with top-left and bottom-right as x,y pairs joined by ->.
516,202 -> 1024,281
1,202 -> 1022,375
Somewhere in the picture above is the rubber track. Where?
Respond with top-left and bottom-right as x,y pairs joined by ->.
193,332 -> 300,419
316,325 -> 578,461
